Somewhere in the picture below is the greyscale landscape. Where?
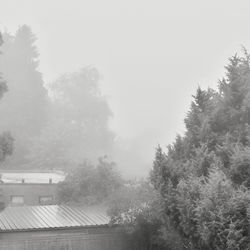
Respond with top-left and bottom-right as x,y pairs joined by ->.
0,1 -> 249,249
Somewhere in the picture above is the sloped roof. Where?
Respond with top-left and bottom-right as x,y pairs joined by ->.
0,205 -> 110,232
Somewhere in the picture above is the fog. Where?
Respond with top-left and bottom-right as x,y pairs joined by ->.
1,0 -> 250,177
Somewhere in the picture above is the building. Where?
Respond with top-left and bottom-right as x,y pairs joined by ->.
0,205 -> 124,250
0,170 -> 66,206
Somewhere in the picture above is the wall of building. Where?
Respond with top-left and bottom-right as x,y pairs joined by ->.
0,227 -> 125,250
0,183 -> 58,206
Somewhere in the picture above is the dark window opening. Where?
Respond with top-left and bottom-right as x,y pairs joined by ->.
39,196 -> 53,205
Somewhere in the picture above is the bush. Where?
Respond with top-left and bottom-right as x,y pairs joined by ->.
57,157 -> 122,205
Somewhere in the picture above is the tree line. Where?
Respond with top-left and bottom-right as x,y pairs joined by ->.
0,25 -> 249,250
0,26 -> 114,169
58,49 -> 250,250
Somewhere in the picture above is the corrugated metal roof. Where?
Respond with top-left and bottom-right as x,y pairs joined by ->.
0,205 -> 110,232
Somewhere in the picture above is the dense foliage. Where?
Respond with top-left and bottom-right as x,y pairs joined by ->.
108,51 -> 250,250
57,157 -> 121,205
149,52 -> 250,249
107,180 -> 187,250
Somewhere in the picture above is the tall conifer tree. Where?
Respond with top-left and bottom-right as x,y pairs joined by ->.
0,26 -> 48,166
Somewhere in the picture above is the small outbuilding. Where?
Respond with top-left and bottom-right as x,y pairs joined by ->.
0,205 -> 124,250
0,170 -> 66,206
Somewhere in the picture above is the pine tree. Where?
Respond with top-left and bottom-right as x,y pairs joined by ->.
0,26 -> 48,166
150,145 -> 167,190
150,51 -> 250,249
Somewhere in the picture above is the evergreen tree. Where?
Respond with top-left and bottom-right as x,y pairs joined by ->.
0,26 -> 48,166
150,145 -> 167,190
149,51 -> 250,249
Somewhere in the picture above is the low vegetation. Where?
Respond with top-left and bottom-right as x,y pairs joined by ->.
57,157 -> 122,205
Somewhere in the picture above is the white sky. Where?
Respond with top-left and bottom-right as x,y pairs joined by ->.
1,0 -> 250,168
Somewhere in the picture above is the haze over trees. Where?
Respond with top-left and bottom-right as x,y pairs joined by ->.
0,26 -> 115,170
0,25 -> 154,176
1,24 -> 249,249
0,26 -> 48,166
27,67 -> 115,169
108,51 -> 250,250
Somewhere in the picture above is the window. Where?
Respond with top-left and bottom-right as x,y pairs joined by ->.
39,196 -> 53,205
11,196 -> 24,205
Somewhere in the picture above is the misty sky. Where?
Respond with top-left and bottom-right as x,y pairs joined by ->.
1,0 -> 250,174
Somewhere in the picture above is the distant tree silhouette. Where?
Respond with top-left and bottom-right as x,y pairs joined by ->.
27,67 -> 114,169
0,26 -> 48,166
